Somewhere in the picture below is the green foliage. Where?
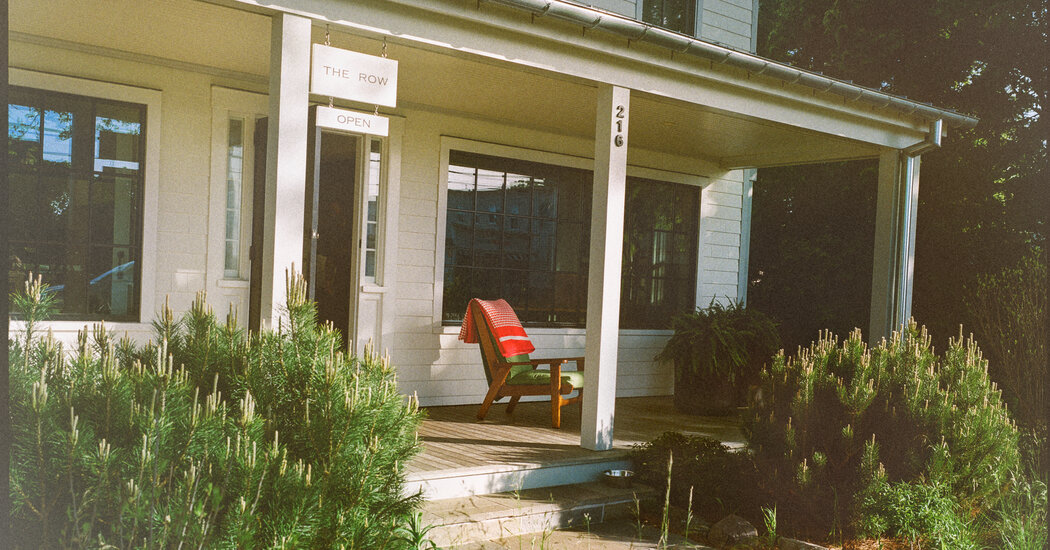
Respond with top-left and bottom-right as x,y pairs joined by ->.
964,250 -> 1047,434
752,0 -> 1046,360
858,474 -> 977,550
658,301 -> 780,408
745,323 -> 1021,543
9,273 -> 424,549
631,432 -> 761,522
992,470 -> 1048,550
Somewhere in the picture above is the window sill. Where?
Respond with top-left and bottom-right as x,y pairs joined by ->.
434,324 -> 672,337
217,279 -> 250,289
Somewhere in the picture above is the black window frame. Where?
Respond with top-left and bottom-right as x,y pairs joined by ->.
442,148 -> 703,330
620,176 -> 700,329
442,150 -> 592,327
7,85 -> 147,321
641,0 -> 698,36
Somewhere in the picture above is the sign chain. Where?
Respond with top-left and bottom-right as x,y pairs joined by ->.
374,37 -> 388,116
325,25 -> 334,107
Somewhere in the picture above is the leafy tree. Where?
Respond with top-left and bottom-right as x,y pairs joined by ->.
750,0 -> 1047,348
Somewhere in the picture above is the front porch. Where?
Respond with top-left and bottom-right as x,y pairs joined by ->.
406,396 -> 745,500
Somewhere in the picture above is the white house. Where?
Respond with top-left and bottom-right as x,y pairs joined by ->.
8,0 -> 975,451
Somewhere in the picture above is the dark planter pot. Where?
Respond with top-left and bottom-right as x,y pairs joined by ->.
673,363 -> 738,416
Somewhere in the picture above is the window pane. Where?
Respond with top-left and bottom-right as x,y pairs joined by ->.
91,175 -> 136,246
530,219 -> 555,271
10,243 -> 89,315
533,178 -> 557,218
443,150 -> 591,326
505,173 -> 531,215
474,213 -> 502,266
9,103 -> 42,170
40,174 -> 89,245
525,271 -> 554,324
94,103 -> 142,173
620,176 -> 699,328
643,0 -> 696,35
500,270 -> 526,311
476,169 -> 504,213
8,173 -> 36,242
555,222 -> 584,273
224,118 -> 244,277
474,268 -> 502,301
447,165 -> 476,211
503,216 -> 529,269
8,86 -> 145,320
43,109 -> 75,167
88,246 -> 136,316
442,265 -> 473,321
445,211 -> 474,267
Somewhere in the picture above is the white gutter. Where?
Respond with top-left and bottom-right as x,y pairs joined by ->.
486,0 -> 978,130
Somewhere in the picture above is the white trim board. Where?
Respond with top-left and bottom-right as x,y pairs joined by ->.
10,68 -> 163,325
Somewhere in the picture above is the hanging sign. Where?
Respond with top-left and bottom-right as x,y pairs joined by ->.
315,106 -> 389,137
311,44 -> 398,107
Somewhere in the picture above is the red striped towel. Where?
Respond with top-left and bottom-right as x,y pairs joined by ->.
459,298 -> 536,358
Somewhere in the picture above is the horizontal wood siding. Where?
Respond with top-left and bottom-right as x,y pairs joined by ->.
700,0 -> 755,52
698,175 -> 744,307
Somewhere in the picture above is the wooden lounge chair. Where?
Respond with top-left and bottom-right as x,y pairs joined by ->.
469,300 -> 584,428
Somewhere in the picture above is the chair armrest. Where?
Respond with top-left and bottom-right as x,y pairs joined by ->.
515,357 -> 585,370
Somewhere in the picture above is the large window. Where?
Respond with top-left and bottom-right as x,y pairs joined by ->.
8,86 -> 145,320
442,148 -> 702,329
443,151 -> 591,326
642,0 -> 697,36
620,177 -> 699,329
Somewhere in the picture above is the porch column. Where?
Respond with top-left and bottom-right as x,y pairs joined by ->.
260,13 -> 311,328
582,84 -> 629,451
869,150 -> 921,341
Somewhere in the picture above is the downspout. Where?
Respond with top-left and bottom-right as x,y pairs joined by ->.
891,119 -> 940,329
903,119 -> 943,157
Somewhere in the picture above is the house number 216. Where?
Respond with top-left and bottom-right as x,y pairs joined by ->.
613,105 -> 625,147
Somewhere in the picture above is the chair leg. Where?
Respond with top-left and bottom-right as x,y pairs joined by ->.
507,395 -> 521,414
477,383 -> 504,421
551,395 -> 561,429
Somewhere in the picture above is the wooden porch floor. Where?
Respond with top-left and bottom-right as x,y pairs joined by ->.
408,396 -> 746,477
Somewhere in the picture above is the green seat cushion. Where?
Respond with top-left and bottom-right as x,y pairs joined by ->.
506,367 -> 584,389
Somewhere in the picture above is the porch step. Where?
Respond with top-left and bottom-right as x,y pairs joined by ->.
405,451 -> 632,500
422,480 -> 656,548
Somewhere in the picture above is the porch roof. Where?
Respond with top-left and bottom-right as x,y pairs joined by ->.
207,0 -> 975,168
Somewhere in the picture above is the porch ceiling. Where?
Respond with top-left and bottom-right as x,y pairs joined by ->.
12,0 -> 884,169
363,33 -> 884,169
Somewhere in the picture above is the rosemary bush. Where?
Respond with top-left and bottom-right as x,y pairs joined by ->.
9,274 -> 424,549
745,323 -> 1022,544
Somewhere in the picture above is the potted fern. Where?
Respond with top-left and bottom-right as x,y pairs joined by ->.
657,300 -> 780,415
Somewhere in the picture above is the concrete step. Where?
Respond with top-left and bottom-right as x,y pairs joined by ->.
422,480 -> 656,548
405,452 -> 632,501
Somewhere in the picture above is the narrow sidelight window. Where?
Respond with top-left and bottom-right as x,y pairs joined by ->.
364,138 -> 382,282
224,117 -> 244,278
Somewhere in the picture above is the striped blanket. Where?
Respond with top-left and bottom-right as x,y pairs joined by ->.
458,298 -> 536,358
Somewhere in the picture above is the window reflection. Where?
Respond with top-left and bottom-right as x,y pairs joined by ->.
7,86 -> 145,320
443,150 -> 590,326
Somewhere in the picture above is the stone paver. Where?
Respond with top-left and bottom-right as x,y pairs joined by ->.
451,521 -> 715,549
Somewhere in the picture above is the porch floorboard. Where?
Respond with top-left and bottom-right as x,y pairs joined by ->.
407,396 -> 746,498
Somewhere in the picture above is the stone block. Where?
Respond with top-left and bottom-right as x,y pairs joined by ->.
707,514 -> 757,549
